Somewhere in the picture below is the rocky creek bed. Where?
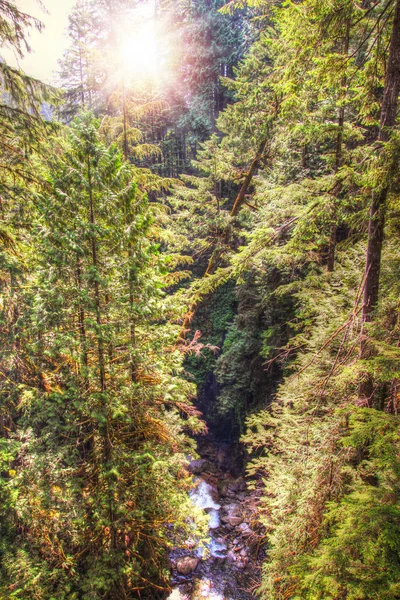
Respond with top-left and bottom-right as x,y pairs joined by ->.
168,438 -> 263,600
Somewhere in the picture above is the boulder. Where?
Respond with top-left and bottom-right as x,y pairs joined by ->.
176,556 -> 201,576
209,485 -> 220,504
188,459 -> 209,475
218,479 -> 231,497
229,477 -> 247,493
218,477 -> 246,498
221,503 -> 243,527
237,522 -> 252,536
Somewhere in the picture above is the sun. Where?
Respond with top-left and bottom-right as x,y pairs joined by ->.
121,24 -> 159,80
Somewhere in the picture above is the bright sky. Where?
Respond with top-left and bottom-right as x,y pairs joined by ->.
2,0 -> 77,83
2,1 -> 159,85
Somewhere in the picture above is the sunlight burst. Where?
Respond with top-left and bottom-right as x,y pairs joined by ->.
121,25 -> 159,79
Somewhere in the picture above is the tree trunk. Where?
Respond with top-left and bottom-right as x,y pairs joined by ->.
87,157 -> 118,555
87,158 -> 106,393
327,18 -> 350,272
177,137 -> 269,343
359,0 -> 400,401
204,137 -> 269,278
76,255 -> 89,386
231,138 -> 269,217
363,0 -> 400,320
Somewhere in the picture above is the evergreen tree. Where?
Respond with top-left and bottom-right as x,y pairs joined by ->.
167,0 -> 400,597
58,0 -> 103,116
3,0 -> 400,597
0,1 -> 56,194
0,114 -> 206,598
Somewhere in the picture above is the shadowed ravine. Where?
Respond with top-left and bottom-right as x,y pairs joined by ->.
168,438 -> 262,600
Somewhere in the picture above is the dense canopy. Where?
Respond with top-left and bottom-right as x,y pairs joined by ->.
0,0 -> 400,598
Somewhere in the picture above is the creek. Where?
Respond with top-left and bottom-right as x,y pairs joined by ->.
168,438 -> 261,600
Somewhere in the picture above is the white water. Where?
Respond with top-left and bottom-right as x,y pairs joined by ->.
168,578 -> 226,600
193,578 -> 226,599
168,477 -> 229,599
209,538 -> 227,558
190,480 -> 221,511
190,480 -> 222,532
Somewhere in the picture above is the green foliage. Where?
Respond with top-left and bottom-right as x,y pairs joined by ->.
213,266 -> 294,432
169,134 -> 237,271
0,2 -> 57,200
185,281 -> 237,386
2,0 -> 400,597
166,0 -> 400,597
0,114 -> 207,598
293,409 -> 400,600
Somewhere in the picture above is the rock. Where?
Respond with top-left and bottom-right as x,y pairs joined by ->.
237,522 -> 252,535
215,536 -> 227,546
226,514 -> 242,527
184,538 -> 197,550
226,490 -> 237,499
204,462 -> 219,474
223,502 -> 239,513
188,459 -> 209,475
176,556 -> 201,576
210,537 -> 227,557
217,479 -> 231,497
220,514 -> 230,524
209,485 -> 220,504
229,477 -> 247,493
221,503 -> 243,527
218,477 -> 246,498
216,449 -> 226,467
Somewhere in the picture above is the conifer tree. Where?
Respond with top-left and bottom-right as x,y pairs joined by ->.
359,0 -> 400,402
0,1 -> 56,192
168,1 -> 400,598
58,0 -> 103,116
0,114 -> 206,598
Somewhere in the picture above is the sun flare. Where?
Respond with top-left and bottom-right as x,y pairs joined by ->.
121,25 -> 159,79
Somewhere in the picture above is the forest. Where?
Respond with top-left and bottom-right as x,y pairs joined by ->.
0,0 -> 400,598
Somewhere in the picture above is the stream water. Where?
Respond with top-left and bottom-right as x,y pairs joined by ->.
168,440 -> 260,600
